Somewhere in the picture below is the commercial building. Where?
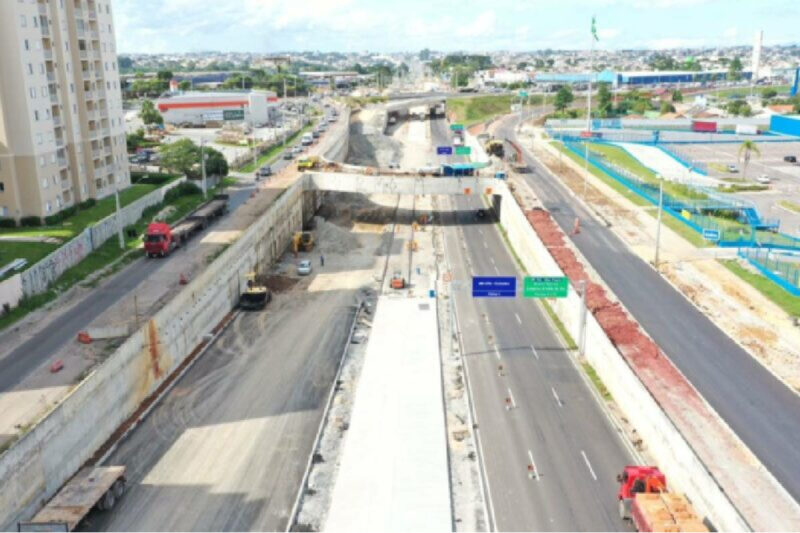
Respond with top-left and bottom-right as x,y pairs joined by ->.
155,90 -> 279,127
0,0 -> 129,220
535,69 -> 754,87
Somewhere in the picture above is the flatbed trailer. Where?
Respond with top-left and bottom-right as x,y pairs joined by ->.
18,466 -> 126,532
192,194 -> 228,221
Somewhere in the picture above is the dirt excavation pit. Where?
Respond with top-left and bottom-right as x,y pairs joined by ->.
262,275 -> 299,293
346,108 -> 403,167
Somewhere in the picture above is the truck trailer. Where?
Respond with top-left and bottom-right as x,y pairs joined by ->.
18,466 -> 126,532
144,194 -> 229,257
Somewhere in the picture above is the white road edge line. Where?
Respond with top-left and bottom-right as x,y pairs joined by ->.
530,345 -> 540,360
581,450 -> 598,481
515,313 -> 522,325
551,386 -> 562,407
507,387 -> 517,409
494,346 -> 501,361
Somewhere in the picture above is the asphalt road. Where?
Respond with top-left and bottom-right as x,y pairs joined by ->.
495,115 -> 800,503
84,285 -> 358,531
0,143 -> 303,394
433,118 -> 634,531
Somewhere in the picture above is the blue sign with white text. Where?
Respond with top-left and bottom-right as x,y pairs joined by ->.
702,229 -> 720,242
472,276 -> 516,298
437,146 -> 453,155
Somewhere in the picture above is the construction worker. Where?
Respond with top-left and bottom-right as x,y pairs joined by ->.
320,254 -> 325,267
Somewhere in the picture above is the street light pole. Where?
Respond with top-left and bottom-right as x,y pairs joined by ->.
200,138 -> 207,199
654,177 -> 664,269
113,180 -> 124,250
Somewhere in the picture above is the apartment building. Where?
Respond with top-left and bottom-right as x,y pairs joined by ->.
0,0 -> 129,221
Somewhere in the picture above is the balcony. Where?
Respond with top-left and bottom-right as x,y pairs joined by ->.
55,136 -> 65,148
41,24 -> 50,36
43,49 -> 53,60
92,48 -> 101,59
88,8 -> 97,20
52,115 -> 61,127
58,155 -> 67,168
94,163 -> 106,174
61,178 -> 71,190
100,126 -> 110,137
90,29 -> 99,40
99,108 -> 108,119
91,147 -> 101,159
86,108 -> 98,120
49,91 -> 58,104
88,128 -> 100,139
84,90 -> 94,99
103,144 -> 113,155
38,3 -> 48,15
82,70 -> 91,80
76,25 -> 85,36
47,71 -> 55,82
79,50 -> 87,60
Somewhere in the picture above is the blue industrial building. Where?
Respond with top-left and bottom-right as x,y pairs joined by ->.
535,69 -> 752,87
770,115 -> 800,137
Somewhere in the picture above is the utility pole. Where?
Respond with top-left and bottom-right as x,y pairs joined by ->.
586,16 -> 597,133
200,138 -> 207,199
579,280 -> 588,355
583,142 -> 589,198
113,180 -> 124,250
251,121 -> 257,170
654,178 -> 664,269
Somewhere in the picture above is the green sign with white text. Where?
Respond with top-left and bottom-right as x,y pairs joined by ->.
455,146 -> 471,155
450,123 -> 464,131
523,276 -> 568,298
223,109 -> 245,120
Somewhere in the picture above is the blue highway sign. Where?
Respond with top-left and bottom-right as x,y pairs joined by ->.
437,146 -> 453,155
472,276 -> 516,298
702,229 -> 720,242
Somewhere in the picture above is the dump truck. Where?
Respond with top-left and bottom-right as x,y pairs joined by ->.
618,465 -> 708,532
239,272 -> 271,310
18,466 -> 126,532
297,156 -> 320,171
144,193 -> 229,257
292,231 -> 314,254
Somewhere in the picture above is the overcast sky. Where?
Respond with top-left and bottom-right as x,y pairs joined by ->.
114,0 -> 800,54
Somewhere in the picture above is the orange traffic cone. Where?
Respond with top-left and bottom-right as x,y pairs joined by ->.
572,217 -> 581,235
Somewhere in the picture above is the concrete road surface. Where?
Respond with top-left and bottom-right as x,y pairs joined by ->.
495,114 -> 800,503
432,118 -> 634,531
84,287 -> 358,531
0,142 -> 301,394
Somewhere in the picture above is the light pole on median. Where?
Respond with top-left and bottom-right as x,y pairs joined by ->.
113,179 -> 124,250
200,138 -> 207,199
654,176 -> 664,269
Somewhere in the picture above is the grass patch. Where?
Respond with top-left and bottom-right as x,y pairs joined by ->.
779,200 -> 800,214
581,361 -> 612,400
0,241 -> 61,277
717,183 -> 769,193
239,123 -> 314,173
446,94 -> 540,126
707,84 -> 790,99
541,299 -> 578,350
720,259 -> 800,317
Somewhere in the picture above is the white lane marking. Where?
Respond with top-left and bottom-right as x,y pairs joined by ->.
581,450 -> 598,481
507,387 -> 517,409
530,345 -> 540,360
494,265 -> 500,275
528,449 -> 539,480
494,347 -> 501,360
551,387 -> 562,407
483,241 -> 488,249
515,313 -> 522,325
490,256 -> 496,265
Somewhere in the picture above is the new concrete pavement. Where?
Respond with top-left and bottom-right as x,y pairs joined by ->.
496,115 -> 800,503
433,118 -> 634,531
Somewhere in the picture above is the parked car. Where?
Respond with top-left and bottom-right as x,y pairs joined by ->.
785,155 -> 798,163
727,164 -> 738,173
756,174 -> 771,184
256,165 -> 272,178
283,150 -> 294,160
297,259 -> 312,276
292,145 -> 304,155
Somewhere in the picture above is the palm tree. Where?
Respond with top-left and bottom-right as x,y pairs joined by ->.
738,140 -> 761,181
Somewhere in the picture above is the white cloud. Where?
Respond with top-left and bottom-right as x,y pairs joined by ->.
455,10 -> 497,38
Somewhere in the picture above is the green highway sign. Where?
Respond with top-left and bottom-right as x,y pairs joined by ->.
223,109 -> 245,120
519,90 -> 529,98
450,123 -> 465,131
455,146 -> 472,155
523,276 -> 568,298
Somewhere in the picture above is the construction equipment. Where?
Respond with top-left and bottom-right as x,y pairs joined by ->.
618,466 -> 708,532
144,194 -> 229,258
292,231 -> 314,254
297,155 -> 320,170
390,270 -> 406,289
485,139 -> 505,158
19,466 -> 126,531
239,272 -> 271,310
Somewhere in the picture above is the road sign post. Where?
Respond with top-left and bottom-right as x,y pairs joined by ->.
523,276 -> 568,298
472,276 -> 516,298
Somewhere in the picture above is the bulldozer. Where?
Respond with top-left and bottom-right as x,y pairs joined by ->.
297,156 -> 321,171
485,139 -> 505,158
292,231 -> 314,255
239,272 -> 271,310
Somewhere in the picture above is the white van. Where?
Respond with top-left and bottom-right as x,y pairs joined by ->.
301,132 -> 313,146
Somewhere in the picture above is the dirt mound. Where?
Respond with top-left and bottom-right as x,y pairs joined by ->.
314,216 -> 363,255
263,275 -> 299,292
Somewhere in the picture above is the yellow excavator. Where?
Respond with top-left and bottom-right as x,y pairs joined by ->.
240,272 -> 270,310
485,139 -> 505,158
292,231 -> 314,255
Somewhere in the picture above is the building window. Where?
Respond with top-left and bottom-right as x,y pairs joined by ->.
27,63 -> 33,75
0,183 -> 4,192
36,133 -> 43,145
20,15 -> 26,28
34,110 -> 40,121
45,202 -> 51,213
39,157 -> 45,168
42,178 -> 48,188
29,87 -> 36,99
24,39 -> 29,51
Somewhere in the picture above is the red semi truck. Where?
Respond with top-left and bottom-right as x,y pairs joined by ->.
691,120 -> 717,133
618,465 -> 708,532
144,194 -> 228,257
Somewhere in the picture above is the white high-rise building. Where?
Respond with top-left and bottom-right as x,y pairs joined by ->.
0,0 -> 129,221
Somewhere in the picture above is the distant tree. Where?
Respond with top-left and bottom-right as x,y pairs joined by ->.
726,99 -> 751,117
546,58 -> 554,68
671,89 -> 683,102
534,58 -> 545,69
156,70 -> 173,81
648,53 -> 677,71
159,139 -> 200,178
554,86 -> 574,111
419,48 -> 431,61
126,128 -> 146,153
178,80 -> 191,91
632,99 -> 650,115
118,55 -> 134,70
517,61 -> 529,70
139,99 -> 163,127
727,56 -> 743,81
738,140 -> 760,181
596,82 -> 612,117
204,147 -> 228,178
794,97 -> 800,114
660,101 -> 676,114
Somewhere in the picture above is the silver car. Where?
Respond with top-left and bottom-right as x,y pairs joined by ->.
297,259 -> 312,276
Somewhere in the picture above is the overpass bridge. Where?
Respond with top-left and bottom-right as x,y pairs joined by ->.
305,172 -> 502,197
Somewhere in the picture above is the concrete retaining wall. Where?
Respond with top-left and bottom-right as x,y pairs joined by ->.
0,180 -> 306,530
17,178 -> 186,299
495,185 -> 750,532
323,108 -> 351,163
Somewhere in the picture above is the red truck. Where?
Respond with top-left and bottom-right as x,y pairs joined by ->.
691,120 -> 717,133
144,194 -> 228,257
618,465 -> 708,532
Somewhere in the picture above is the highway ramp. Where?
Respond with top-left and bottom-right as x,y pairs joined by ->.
497,114 -> 800,505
